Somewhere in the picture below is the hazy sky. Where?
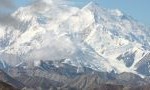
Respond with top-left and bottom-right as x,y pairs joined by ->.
0,0 -> 149,26
71,0 -> 150,26
98,0 -> 150,26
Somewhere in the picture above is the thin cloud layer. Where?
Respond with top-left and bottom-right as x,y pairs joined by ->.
0,0 -> 35,27
0,0 -> 18,27
0,13 -> 19,26
0,0 -> 15,8
0,0 -> 70,26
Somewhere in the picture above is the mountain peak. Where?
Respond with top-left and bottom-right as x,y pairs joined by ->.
82,1 -> 99,10
0,0 -> 150,78
86,1 -> 96,6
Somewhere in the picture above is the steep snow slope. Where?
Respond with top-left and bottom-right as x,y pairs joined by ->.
82,2 -> 150,72
0,1 -> 150,76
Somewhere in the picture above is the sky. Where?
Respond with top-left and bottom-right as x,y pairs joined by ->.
70,0 -> 150,26
98,0 -> 150,26
0,0 -> 150,26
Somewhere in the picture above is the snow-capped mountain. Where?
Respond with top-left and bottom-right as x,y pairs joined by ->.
0,1 -> 150,77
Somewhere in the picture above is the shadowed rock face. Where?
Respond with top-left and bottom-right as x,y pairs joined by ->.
2,62 -> 149,90
1,61 -> 150,90
0,81 -> 18,90
60,84 -> 124,90
1,67 -> 150,90
117,52 -> 136,67
0,69 -> 24,89
125,84 -> 150,90
135,53 -> 150,76
60,74 -> 124,90
14,75 -> 63,89
58,73 -> 150,90
108,72 -> 147,87
11,70 -> 149,90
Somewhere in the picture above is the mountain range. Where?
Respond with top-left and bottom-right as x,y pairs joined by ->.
0,0 -> 150,90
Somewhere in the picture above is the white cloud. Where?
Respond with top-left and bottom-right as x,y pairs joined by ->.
28,32 -> 76,62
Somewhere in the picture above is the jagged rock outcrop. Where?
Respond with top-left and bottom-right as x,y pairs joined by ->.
0,81 -> 18,90
0,69 -> 24,89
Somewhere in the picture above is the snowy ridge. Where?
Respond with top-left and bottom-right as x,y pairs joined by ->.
0,1 -> 150,77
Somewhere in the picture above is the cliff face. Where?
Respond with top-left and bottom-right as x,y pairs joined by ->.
0,81 -> 18,90
1,68 -> 150,90
0,69 -> 24,89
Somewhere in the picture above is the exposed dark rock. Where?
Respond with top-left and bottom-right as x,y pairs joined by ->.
136,53 -> 150,76
117,51 -> 135,67
0,81 -> 18,90
108,72 -> 147,86
0,69 -> 24,89
15,75 -> 62,90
